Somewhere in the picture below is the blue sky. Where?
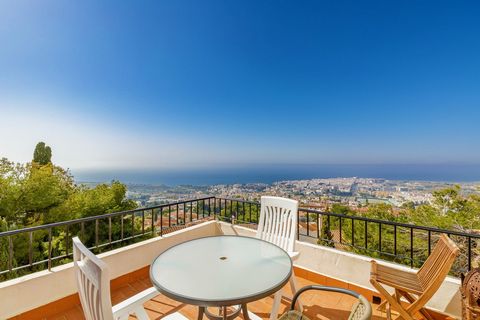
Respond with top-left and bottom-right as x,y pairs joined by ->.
0,1 -> 479,169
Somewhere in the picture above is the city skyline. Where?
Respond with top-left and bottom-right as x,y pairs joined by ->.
1,1 -> 480,170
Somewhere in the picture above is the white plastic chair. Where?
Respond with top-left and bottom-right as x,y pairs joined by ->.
72,236 -> 186,320
256,196 -> 302,320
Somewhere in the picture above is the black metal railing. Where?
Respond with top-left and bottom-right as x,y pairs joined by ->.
297,207 -> 479,276
214,198 -> 477,276
215,197 -> 260,224
1,196 -> 477,280
0,197 -> 216,280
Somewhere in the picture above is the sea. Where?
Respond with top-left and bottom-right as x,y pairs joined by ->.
72,164 -> 480,186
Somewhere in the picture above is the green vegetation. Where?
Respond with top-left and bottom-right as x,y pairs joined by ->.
0,143 -> 137,280
317,187 -> 480,274
33,142 -> 52,165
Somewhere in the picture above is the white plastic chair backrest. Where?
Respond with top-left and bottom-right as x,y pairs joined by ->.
256,196 -> 298,253
73,236 -> 114,320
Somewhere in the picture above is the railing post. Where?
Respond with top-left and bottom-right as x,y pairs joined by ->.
297,209 -> 300,240
81,222 -> 85,242
131,212 -> 135,237
213,198 -> 216,217
378,223 -> 382,253
109,217 -> 112,244
95,219 -> 99,249
8,236 -> 13,272
394,225 -> 397,257
168,205 -> 171,227
410,228 -> 414,268
306,210 -> 310,237
427,230 -> 431,255
339,217 -> 342,244
364,220 -> 368,249
242,202 -> 245,222
183,203 -> 186,223
176,204 -> 179,224
121,214 -> 124,242
317,213 -> 320,240
151,209 -> 155,235
160,207 -> 163,236
29,232 -> 33,267
249,202 -> 252,222
468,236 -> 472,271
190,202 -> 193,222
48,228 -> 52,271
351,218 -> 354,247
65,225 -> 69,258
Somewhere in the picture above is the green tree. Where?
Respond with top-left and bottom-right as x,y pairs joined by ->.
0,158 -> 75,226
48,181 -> 136,222
0,156 -> 138,280
33,142 -> 52,165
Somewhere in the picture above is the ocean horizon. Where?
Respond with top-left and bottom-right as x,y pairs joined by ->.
72,164 -> 480,186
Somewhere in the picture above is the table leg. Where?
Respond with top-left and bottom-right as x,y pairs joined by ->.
198,306 -> 205,320
242,304 -> 251,320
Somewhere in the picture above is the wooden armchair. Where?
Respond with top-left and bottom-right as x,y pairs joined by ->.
370,234 -> 459,320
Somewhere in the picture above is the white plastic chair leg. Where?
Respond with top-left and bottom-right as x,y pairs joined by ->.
289,273 -> 303,312
133,306 -> 150,320
270,288 -> 283,320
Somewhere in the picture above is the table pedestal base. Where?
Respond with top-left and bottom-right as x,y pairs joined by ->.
199,304 -> 251,320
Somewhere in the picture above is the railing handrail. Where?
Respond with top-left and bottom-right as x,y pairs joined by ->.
0,195 -> 476,280
0,196 -> 215,237
298,207 -> 480,239
217,197 -> 480,239
6,195 -> 475,240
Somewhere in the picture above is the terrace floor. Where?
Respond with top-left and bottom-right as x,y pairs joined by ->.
44,273 -> 392,320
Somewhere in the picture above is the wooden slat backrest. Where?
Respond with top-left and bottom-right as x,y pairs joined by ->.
73,237 -> 114,320
417,234 -> 460,292
256,196 -> 298,253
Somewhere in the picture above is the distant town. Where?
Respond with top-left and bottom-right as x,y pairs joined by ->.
116,178 -> 480,210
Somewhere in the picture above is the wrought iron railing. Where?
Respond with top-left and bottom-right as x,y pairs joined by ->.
0,197 -> 216,280
0,196 -> 477,280
215,198 -> 477,276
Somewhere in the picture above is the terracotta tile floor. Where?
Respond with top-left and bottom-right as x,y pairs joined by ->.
46,274 -> 389,320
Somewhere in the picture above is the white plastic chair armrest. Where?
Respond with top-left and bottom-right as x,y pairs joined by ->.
289,251 -> 300,261
112,286 -> 159,318
163,312 -> 189,319
247,311 -> 263,320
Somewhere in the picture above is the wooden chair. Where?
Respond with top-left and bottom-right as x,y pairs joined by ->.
370,234 -> 459,320
72,237 -> 186,320
256,196 -> 302,320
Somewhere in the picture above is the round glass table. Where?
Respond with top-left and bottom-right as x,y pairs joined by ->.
150,235 -> 292,320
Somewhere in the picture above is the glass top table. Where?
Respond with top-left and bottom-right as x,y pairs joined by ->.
150,235 -> 292,320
